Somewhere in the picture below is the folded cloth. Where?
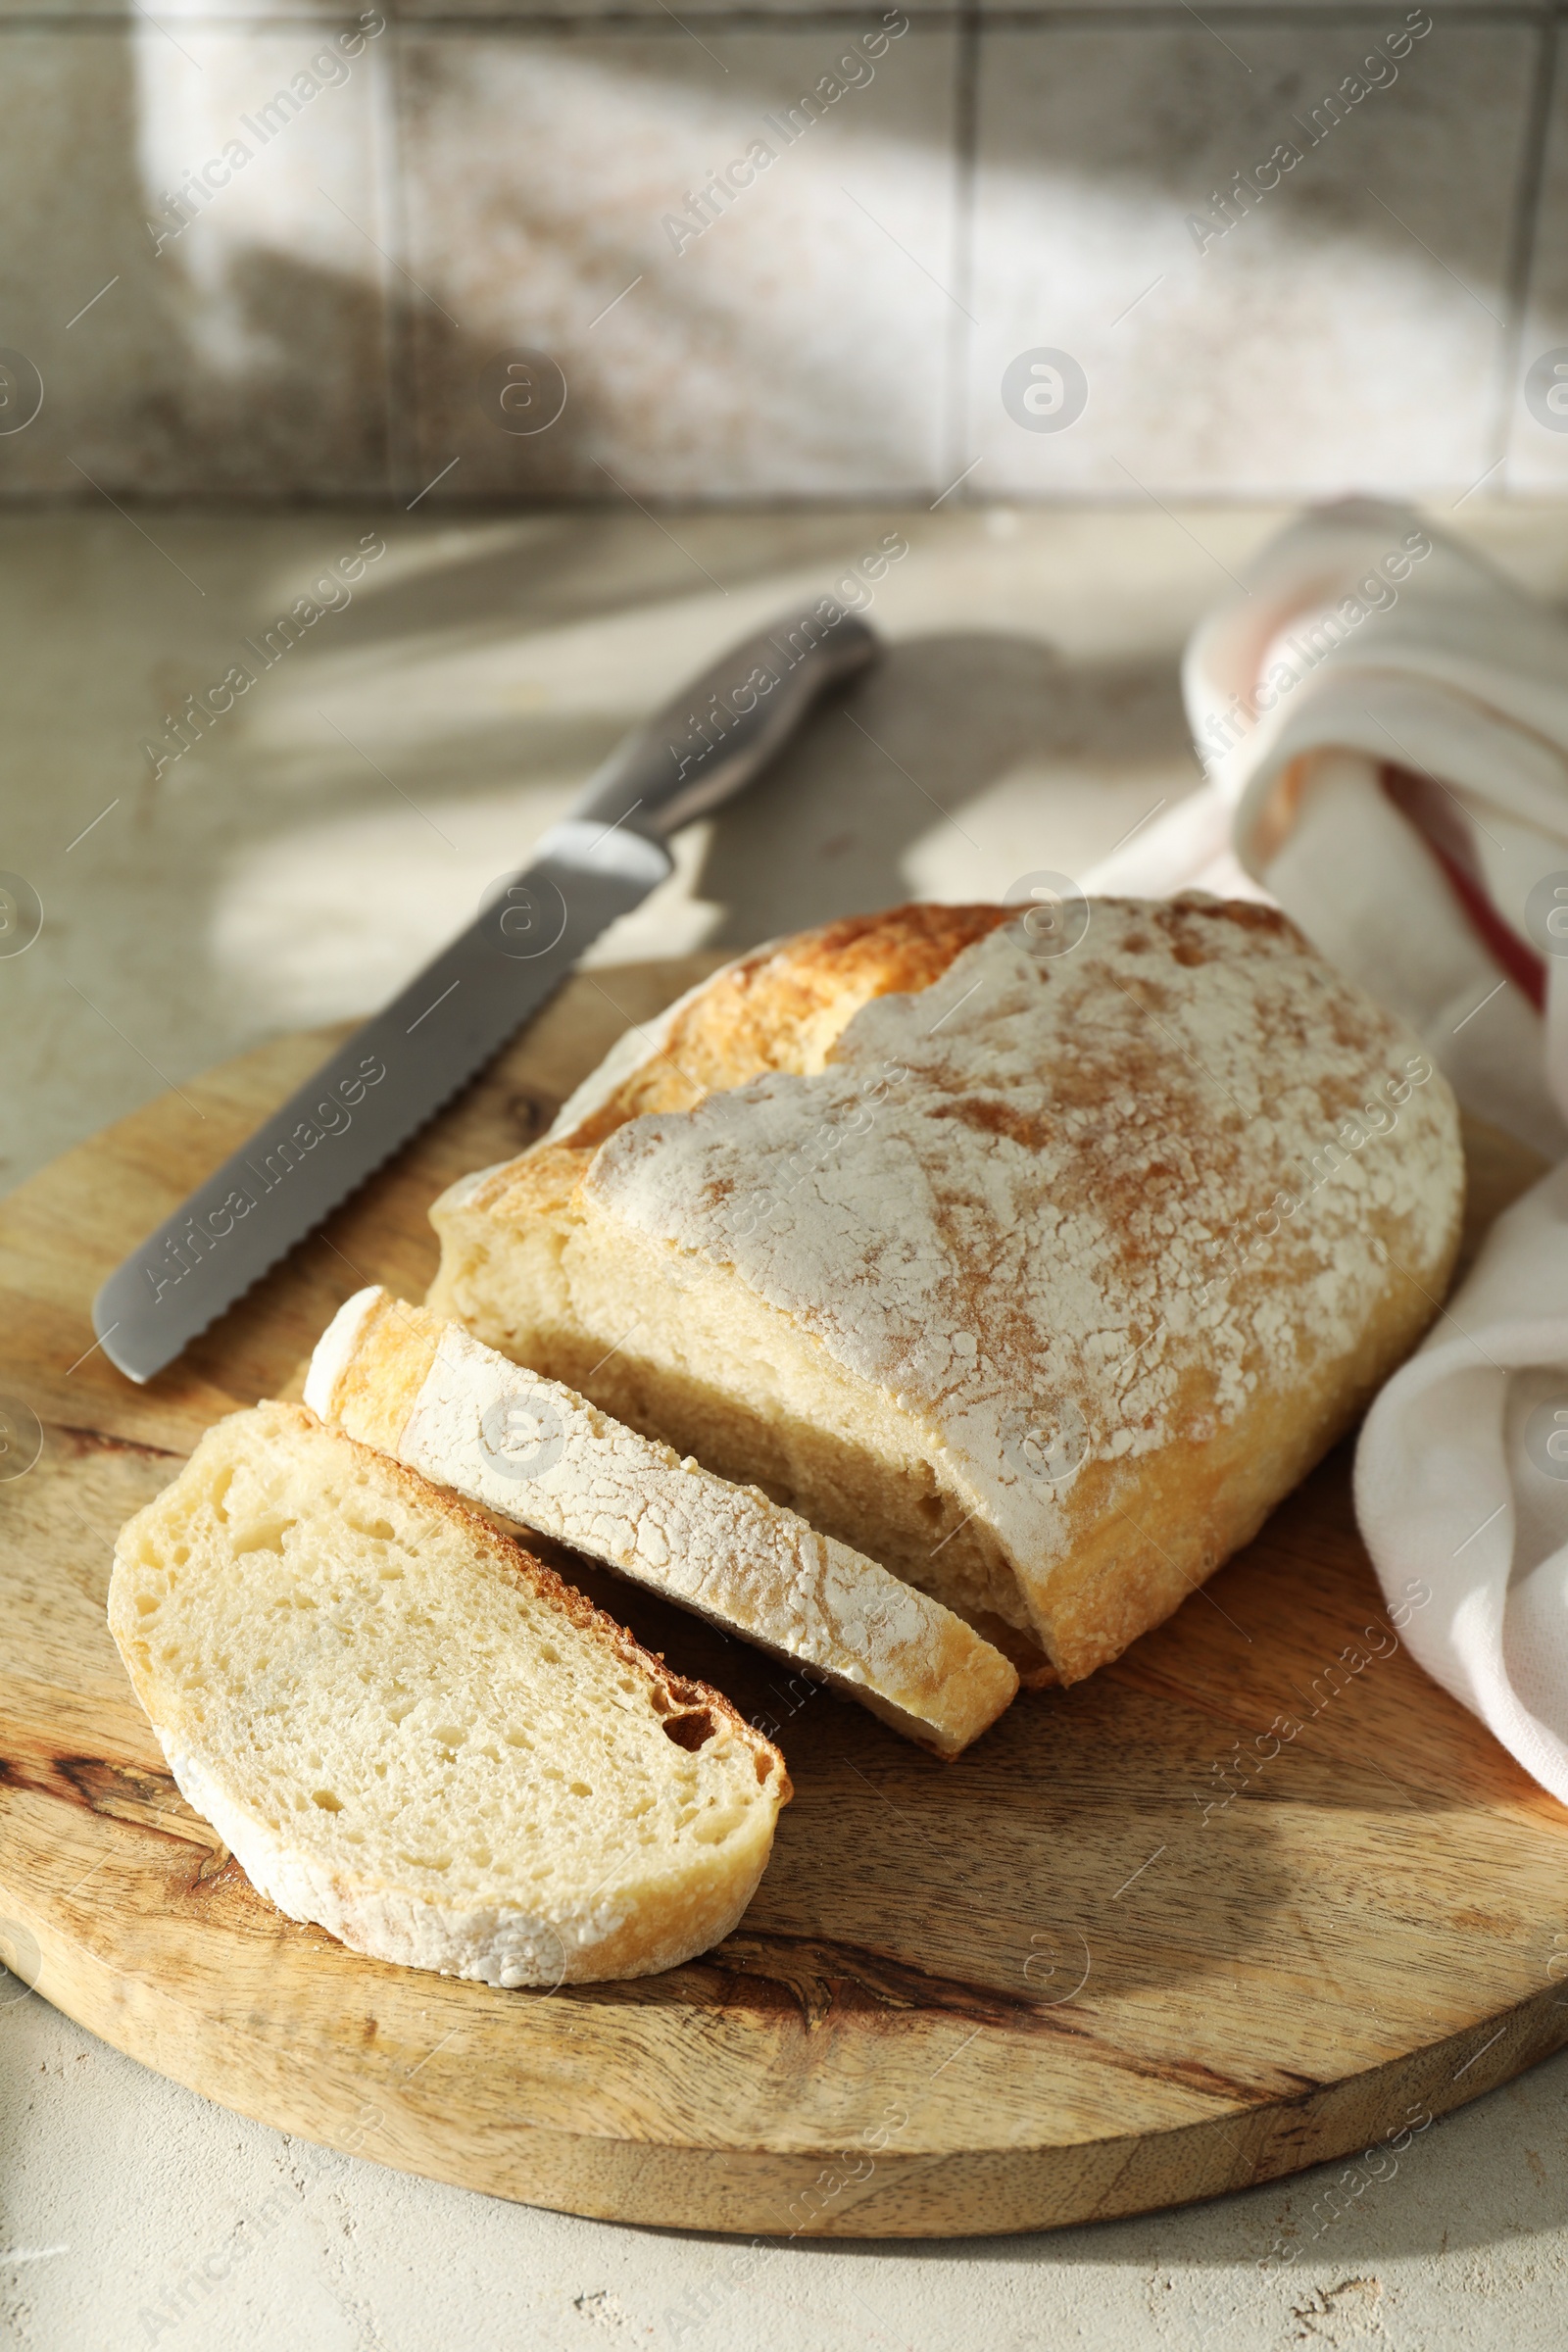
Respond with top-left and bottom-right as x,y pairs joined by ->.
1086,496 -> 1568,1161
1356,1159 -> 1568,1807
1085,497 -> 1568,1803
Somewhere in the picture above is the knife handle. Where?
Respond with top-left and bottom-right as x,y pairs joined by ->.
569,601 -> 881,842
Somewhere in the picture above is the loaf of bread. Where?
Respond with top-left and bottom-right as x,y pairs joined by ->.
304,1286 -> 1017,1757
428,898 -> 1464,1684
108,1401 -> 790,1984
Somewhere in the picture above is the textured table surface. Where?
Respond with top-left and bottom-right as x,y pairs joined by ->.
5,497 -> 1568,2351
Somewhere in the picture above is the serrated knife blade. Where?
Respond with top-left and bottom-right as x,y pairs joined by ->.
92,601 -> 880,1383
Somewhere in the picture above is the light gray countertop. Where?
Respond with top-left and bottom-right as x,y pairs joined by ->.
5,498 -> 1568,2352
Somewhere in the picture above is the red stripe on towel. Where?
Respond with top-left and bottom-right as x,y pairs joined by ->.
1381,764 -> 1545,1013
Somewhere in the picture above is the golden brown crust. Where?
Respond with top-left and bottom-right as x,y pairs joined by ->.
450,904 -> 1022,1296
457,1141 -> 592,1225
112,1400 -> 791,1985
429,898 -> 1463,1689
439,902 -> 1118,1687
967,1614 -> 1060,1689
327,1293 -> 441,1453
315,1294 -> 1019,1755
1024,1281 -> 1445,1683
563,904 -> 1013,1146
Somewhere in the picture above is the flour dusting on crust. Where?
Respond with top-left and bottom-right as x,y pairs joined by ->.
581,899 -> 1461,1595
318,1299 -> 1017,1754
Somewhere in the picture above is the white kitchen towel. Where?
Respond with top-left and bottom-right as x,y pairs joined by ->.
1356,1159 -> 1568,1806
1082,496 -> 1568,1802
1085,496 -> 1568,1162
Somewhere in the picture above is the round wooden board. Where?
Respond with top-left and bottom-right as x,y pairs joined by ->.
4,956 -> 1568,2241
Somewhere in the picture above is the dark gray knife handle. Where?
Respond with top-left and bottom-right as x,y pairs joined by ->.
569,602 -> 880,842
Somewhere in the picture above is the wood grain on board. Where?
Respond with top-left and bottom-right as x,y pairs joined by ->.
2,956 -> 1565,2239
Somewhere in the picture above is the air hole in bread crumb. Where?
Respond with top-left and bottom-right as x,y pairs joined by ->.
662,1710 -> 714,1752
754,1752 -> 774,1786
311,1789 -> 343,1812
134,1593 -> 160,1616
569,1782 -> 592,1798
234,1520 -> 295,1555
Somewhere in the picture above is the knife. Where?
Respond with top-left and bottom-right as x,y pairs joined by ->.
93,601 -> 881,1384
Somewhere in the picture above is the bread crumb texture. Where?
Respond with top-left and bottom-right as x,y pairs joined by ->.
429,900 -> 1463,1680
108,1401 -> 789,1985
590,903 -> 1460,1649
314,1289 -> 1018,1756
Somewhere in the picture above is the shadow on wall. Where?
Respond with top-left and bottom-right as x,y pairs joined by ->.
2,24 -> 651,501
0,16 -> 1543,501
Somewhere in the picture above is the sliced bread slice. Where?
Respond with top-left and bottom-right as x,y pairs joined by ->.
108,1400 -> 789,1986
305,1288 -> 1018,1758
425,900 -> 1463,1684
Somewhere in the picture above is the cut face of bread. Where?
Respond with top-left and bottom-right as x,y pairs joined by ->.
305,1287 -> 1018,1757
428,899 -> 1465,1684
108,1402 -> 789,1985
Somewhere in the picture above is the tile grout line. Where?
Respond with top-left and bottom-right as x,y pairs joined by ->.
0,2 -> 1554,514
378,24 -> 424,505
1490,4 -> 1560,488
943,0 -> 983,496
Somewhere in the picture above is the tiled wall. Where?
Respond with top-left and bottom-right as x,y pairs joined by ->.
1,3 -> 1566,502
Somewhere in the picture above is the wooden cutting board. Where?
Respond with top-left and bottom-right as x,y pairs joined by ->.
3,954 -> 1567,2241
